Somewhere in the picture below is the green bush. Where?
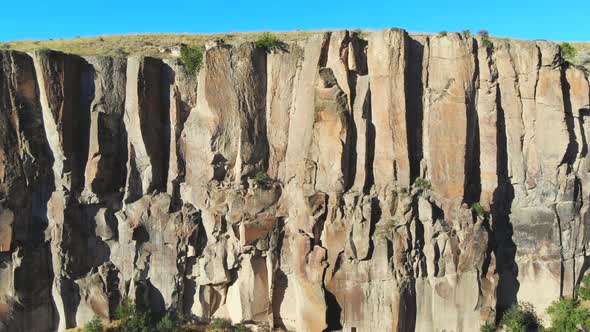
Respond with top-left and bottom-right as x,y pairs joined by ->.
0,44 -> 10,50
560,42 -> 577,62
210,318 -> 232,329
477,30 -> 493,48
84,317 -> 104,332
156,312 -> 185,332
480,321 -> 496,332
577,274 -> 590,300
255,32 -> 282,53
253,172 -> 273,189
114,299 -> 150,332
462,29 -> 472,37
547,297 -> 590,332
414,177 -> 432,190
438,30 -> 448,37
500,302 -> 543,332
471,202 -> 488,218
233,324 -> 251,332
180,44 -> 205,75
212,38 -> 227,46
477,30 -> 490,38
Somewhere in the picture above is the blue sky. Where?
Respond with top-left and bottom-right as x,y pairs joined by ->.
1,0 -> 588,42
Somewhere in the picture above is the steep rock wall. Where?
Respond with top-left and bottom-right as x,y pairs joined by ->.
0,29 -> 589,332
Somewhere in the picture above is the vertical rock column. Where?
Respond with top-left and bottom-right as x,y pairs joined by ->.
34,50 -> 90,192
265,44 -> 302,181
0,50 -> 57,332
82,56 -> 127,202
34,50 -> 93,331
367,28 -> 412,190
124,56 -> 169,202
476,39 -> 499,208
423,34 -> 477,206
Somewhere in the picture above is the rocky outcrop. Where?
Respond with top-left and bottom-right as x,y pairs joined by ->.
0,29 -> 589,331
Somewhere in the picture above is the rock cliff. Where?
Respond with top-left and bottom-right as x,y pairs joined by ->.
0,29 -> 589,332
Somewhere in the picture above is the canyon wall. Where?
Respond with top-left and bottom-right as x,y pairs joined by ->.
0,29 -> 589,331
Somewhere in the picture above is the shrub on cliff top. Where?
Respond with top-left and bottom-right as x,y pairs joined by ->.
561,42 -> 577,62
477,30 -> 493,48
477,30 -> 490,38
438,30 -> 448,37
255,32 -> 283,53
180,44 -> 204,76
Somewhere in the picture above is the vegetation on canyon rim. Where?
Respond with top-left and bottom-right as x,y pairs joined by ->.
179,44 -> 205,75
177,33 -> 283,74
1,30 -> 588,72
254,32 -> 284,53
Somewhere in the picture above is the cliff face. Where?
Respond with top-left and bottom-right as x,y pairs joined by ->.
0,29 -> 589,332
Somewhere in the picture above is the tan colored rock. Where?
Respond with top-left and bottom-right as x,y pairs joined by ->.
351,75 -> 371,191
495,40 -> 527,184
423,34 -> 477,203
310,68 -> 350,193
124,56 -> 167,201
226,254 -> 269,323
239,214 -> 276,246
476,37 -> 499,208
284,33 -> 329,186
368,29 -> 411,190
266,45 -> 303,181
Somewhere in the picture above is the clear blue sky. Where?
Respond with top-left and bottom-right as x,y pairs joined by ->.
1,0 -> 588,42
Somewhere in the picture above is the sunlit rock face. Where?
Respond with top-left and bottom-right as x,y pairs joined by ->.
0,29 -> 589,331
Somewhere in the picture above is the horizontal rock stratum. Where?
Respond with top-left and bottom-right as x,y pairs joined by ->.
0,29 -> 589,332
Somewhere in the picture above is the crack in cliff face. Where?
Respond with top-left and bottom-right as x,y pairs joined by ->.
1,30 -> 590,332
464,38 -> 482,204
492,84 -> 519,318
560,63 -> 579,167
362,88 -> 375,194
406,38 -> 425,183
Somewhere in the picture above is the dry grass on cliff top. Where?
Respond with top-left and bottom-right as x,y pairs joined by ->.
0,31 -> 588,71
0,31 -> 322,57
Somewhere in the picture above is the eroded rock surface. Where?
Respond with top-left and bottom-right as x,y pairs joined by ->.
0,30 -> 589,332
